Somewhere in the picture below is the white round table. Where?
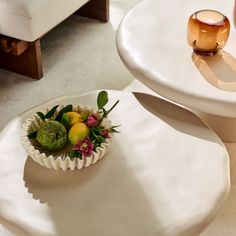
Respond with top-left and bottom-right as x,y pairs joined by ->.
0,90 -> 230,236
116,0 -> 236,142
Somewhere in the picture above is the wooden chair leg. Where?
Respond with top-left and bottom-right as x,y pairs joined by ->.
76,0 -> 109,23
0,39 -> 43,79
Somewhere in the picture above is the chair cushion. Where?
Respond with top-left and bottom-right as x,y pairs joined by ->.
0,0 -> 89,42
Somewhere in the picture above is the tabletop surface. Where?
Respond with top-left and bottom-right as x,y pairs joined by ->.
0,90 -> 230,236
116,0 -> 236,117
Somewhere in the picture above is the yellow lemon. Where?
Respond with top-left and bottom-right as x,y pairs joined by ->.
68,122 -> 89,144
66,112 -> 83,126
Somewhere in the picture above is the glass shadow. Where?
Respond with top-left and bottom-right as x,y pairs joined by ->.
192,51 -> 236,91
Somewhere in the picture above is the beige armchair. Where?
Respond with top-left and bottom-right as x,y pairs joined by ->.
0,0 -> 109,79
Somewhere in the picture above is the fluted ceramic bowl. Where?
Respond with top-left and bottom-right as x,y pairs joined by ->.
21,104 -> 112,171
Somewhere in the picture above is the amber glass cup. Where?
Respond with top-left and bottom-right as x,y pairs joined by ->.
187,10 -> 230,55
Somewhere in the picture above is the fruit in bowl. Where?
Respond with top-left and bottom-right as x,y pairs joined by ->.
36,120 -> 68,151
68,122 -> 89,145
21,91 -> 119,170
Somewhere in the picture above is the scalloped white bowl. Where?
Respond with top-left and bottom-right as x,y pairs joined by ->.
21,105 -> 112,171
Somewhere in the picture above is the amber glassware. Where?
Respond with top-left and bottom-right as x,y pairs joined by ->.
187,10 -> 230,55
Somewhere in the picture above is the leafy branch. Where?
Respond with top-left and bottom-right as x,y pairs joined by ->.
97,90 -> 119,126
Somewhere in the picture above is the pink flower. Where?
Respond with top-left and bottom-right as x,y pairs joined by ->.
86,114 -> 98,127
101,130 -> 109,138
73,137 -> 94,157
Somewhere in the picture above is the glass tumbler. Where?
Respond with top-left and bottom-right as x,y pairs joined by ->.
187,10 -> 230,55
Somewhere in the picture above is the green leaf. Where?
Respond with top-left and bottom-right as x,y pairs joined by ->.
109,125 -> 121,133
93,142 -> 101,151
55,104 -> 73,121
90,128 -> 98,139
37,112 -> 45,121
97,91 -> 108,110
110,128 -> 120,133
27,130 -> 38,139
96,135 -> 105,143
44,105 -> 59,119
111,125 -> 120,128
69,151 -> 82,160
60,113 -> 71,130
94,127 -> 102,134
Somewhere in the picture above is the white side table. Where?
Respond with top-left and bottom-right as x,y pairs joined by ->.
0,90 -> 229,236
116,0 -> 236,142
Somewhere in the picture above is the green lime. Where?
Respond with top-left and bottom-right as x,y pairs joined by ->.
36,121 -> 67,151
